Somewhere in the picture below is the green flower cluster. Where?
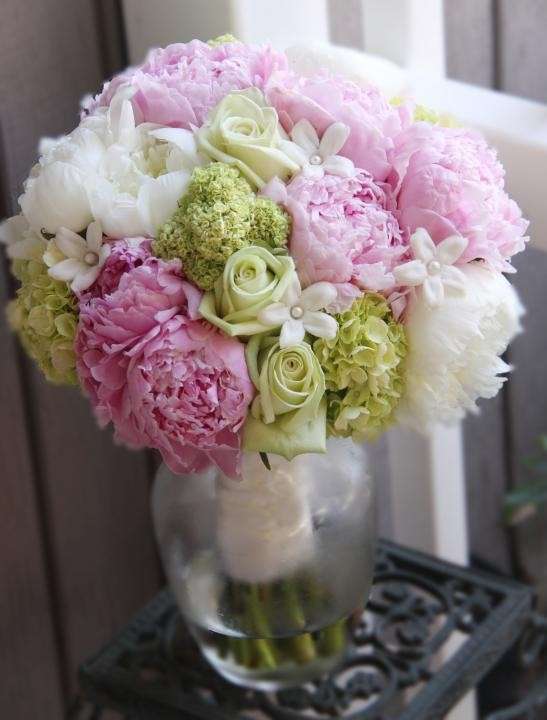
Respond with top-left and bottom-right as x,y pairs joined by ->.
207,34 -> 239,47
313,293 -> 407,440
153,163 -> 290,290
248,197 -> 291,253
8,259 -> 78,385
413,104 -> 458,127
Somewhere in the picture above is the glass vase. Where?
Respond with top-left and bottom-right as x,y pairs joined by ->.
151,438 -> 376,690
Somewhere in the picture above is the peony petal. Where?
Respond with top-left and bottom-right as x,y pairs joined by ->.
290,119 -> 319,154
279,319 -> 305,348
257,303 -> 291,326
393,260 -> 427,286
300,281 -> 337,311
48,257 -> 84,282
423,275 -> 444,307
138,171 -> 190,237
410,228 -> 436,264
436,234 -> 468,266
55,227 -> 87,260
319,122 -> 350,157
303,311 -> 338,340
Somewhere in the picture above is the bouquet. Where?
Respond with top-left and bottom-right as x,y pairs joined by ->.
1,34 -> 528,681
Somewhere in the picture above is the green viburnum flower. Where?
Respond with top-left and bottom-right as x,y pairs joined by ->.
153,163 -> 254,290
8,258 -> 78,385
313,293 -> 407,440
242,334 -> 327,460
196,88 -> 300,189
248,197 -> 290,252
199,246 -> 296,337
154,163 -> 291,291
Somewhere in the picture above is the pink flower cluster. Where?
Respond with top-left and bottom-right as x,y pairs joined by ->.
267,71 -> 410,182
389,123 -> 528,271
76,258 -> 254,477
264,171 -> 407,296
71,36 -> 528,474
94,38 -> 287,129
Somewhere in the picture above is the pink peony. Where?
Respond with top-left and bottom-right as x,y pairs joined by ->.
390,123 -> 528,271
267,71 -> 411,182
76,257 -> 254,477
264,171 -> 407,296
92,39 -> 288,129
81,237 -> 151,301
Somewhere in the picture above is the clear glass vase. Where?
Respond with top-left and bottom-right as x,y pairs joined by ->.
152,438 -> 376,690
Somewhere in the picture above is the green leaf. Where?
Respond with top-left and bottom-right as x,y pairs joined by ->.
242,399 -> 327,461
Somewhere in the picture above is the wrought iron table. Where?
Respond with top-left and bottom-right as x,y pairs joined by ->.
76,539 -> 541,719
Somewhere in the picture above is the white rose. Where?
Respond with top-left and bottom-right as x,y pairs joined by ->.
196,88 -> 301,189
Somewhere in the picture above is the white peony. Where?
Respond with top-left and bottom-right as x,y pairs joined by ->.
398,263 -> 524,429
0,214 -> 45,260
19,87 -> 202,237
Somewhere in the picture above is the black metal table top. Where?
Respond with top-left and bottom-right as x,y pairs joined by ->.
77,540 -> 534,720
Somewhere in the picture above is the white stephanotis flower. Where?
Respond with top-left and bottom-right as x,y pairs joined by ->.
393,228 -> 468,307
19,86 -> 202,238
44,221 -> 110,293
257,276 -> 338,347
0,214 -> 46,260
286,119 -> 355,178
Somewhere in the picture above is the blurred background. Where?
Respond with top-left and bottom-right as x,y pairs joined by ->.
1,1 -> 547,718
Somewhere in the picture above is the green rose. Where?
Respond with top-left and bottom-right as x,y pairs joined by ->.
199,246 -> 296,337
196,88 -> 300,189
242,335 -> 327,460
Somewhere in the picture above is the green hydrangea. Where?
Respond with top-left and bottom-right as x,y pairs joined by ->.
313,293 -> 407,440
153,163 -> 291,290
207,34 -> 239,47
8,259 -> 78,385
248,197 -> 290,253
413,104 -> 458,127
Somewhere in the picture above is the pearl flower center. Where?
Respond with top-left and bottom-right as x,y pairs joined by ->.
309,154 -> 322,166
427,260 -> 441,275
290,305 -> 304,319
84,251 -> 99,266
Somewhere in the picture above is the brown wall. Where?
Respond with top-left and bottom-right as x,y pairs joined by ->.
0,2 -> 161,717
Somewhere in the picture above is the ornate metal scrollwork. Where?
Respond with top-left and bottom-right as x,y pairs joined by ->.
75,540 -> 536,720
